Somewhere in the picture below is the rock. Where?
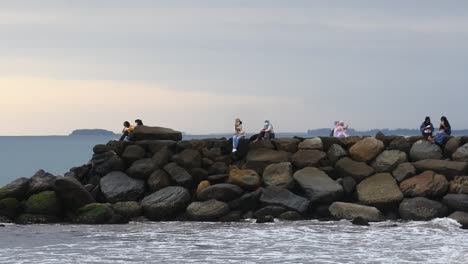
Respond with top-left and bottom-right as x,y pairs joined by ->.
293,167 -> 343,203
399,197 -> 448,221
207,162 -> 228,176
130,125 -> 182,141
89,151 -> 125,176
392,163 -> 416,182
228,167 -> 261,191
453,143 -> 468,162
151,147 -> 171,168
442,193 -> 468,212
0,198 -> 20,218
351,217 -> 369,226
126,158 -> 156,180
341,177 -> 357,196
444,137 -> 461,157
15,214 -> 60,224
349,137 -> 385,162
147,169 -> 171,193
111,201 -> 143,219
271,138 -> 300,153
201,147 -> 222,160
249,140 -> 275,150
186,200 -> 230,221
278,211 -> 303,221
327,144 -> 348,164
25,191 -> 61,216
409,140 -> 443,162
68,165 -> 91,183
0,216 -> 12,223
190,168 -> 208,183
173,149 -> 202,169
207,174 -> 229,184
256,215 -> 274,223
198,184 -> 243,202
228,189 -> 262,212
262,162 -> 294,189
74,203 -> 114,224
340,136 -> 362,148
335,157 -> 375,182
219,211 -> 242,222
54,177 -> 95,211
93,144 -> 114,154
122,145 -> 146,164
413,159 -> 468,179
104,140 -> 128,156
399,171 -> 448,198
299,138 -> 323,150
329,202 -> 384,222
28,170 -> 57,195
448,211 -> 468,225
260,186 -> 310,214
356,173 -> 403,206
291,150 -> 327,169
373,150 -> 407,173
214,155 -> 232,165
196,181 -> 211,197
163,162 -> 193,188
245,148 -> 291,174
100,171 -> 145,203
449,176 -> 468,195
144,140 -> 177,154
141,186 -> 191,220
0,178 -> 30,200
388,137 -> 412,154
319,137 -> 347,152
254,205 -> 287,218
202,158 -> 215,170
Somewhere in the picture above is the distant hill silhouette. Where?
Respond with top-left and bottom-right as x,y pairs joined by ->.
307,128 -> 468,137
70,129 -> 117,136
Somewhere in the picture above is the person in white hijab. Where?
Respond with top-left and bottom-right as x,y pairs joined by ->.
333,121 -> 349,138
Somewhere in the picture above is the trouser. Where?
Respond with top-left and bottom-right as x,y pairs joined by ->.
119,131 -> 129,141
256,131 -> 272,141
233,135 -> 244,149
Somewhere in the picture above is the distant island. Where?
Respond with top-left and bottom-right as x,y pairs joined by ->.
70,129 -> 117,136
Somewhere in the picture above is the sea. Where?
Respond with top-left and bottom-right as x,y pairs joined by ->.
1,136 -> 467,264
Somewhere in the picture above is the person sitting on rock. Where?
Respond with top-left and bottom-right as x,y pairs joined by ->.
232,118 -> 245,152
254,120 -> 275,142
135,119 -> 144,126
420,116 -> 434,141
119,121 -> 135,141
333,121 -> 349,138
433,116 -> 451,145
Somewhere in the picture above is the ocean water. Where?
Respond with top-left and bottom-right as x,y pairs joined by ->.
0,219 -> 467,264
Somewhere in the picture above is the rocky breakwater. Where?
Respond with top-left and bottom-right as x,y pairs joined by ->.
2,131 -> 468,226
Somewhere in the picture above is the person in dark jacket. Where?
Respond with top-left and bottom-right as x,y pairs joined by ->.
434,116 -> 451,145
420,116 -> 434,140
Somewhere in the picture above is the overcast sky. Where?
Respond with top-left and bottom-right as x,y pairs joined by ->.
1,0 -> 468,135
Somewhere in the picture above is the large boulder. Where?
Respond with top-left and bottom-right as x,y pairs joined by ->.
413,159 -> 468,178
335,157 -> 375,182
328,202 -> 384,222
254,205 -> 287,218
228,167 -> 261,191
122,145 -> 146,164
399,197 -> 448,221
126,158 -> 156,179
25,191 -> 61,216
228,189 -> 262,212
327,144 -> 348,164
0,177 -> 30,200
54,177 -> 95,211
442,193 -> 468,212
111,201 -> 143,219
388,137 -> 412,154
131,125 -> 183,141
163,162 -> 193,188
28,170 -> 57,195
245,148 -> 291,174
452,143 -> 468,162
152,146 -> 171,168
399,171 -> 448,198
444,137 -> 462,157
449,176 -> 468,195
373,150 -> 407,173
291,150 -> 327,169
0,198 -> 20,218
448,211 -> 468,225
89,151 -> 125,176
186,200 -> 230,221
197,184 -> 243,202
147,169 -> 171,192
409,140 -> 443,162
141,186 -> 191,220
249,140 -> 275,150
356,173 -> 403,206
100,171 -> 145,203
74,203 -> 115,224
392,162 -> 416,182
173,149 -> 202,169
143,140 -> 177,154
349,137 -> 384,162
208,162 -> 228,176
271,138 -> 300,153
293,167 -> 343,203
299,138 -> 323,150
262,162 -> 294,189
260,186 -> 310,214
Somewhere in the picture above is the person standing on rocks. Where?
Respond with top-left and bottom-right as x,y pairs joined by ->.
420,116 -> 434,141
119,121 -> 135,141
333,121 -> 349,138
433,116 -> 451,145
254,120 -> 275,142
232,118 -> 245,152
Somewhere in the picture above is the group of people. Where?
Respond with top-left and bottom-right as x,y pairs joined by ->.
330,121 -> 349,138
119,119 -> 144,141
231,119 -> 275,152
420,116 -> 451,145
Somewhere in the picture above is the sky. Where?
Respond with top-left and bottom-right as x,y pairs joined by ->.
1,0 -> 468,135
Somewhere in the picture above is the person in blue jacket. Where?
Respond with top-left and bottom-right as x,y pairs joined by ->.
420,116 -> 434,140
433,116 -> 451,145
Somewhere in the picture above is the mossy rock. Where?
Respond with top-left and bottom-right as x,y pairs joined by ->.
15,214 -> 60,224
25,191 -> 62,216
111,201 -> 143,219
0,198 -> 21,218
74,203 -> 114,224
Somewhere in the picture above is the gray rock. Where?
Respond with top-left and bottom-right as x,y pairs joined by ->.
262,162 -> 294,189
413,159 -> 468,178
145,140 -> 177,154
0,177 -> 30,200
399,197 -> 448,221
256,215 -> 274,223
327,144 -> 348,164
151,146 -> 171,168
341,176 -> 357,196
186,200 -> 230,221
228,189 -> 262,212
131,125 -> 183,141
141,186 -> 191,220
335,157 -> 375,182
163,162 -> 193,188
245,148 -> 291,174
260,186 -> 310,214
293,167 -> 344,203
442,193 -> 468,212
388,137 -> 412,154
356,173 -> 403,206
299,138 -> 323,150
254,205 -> 287,218
448,211 -> 468,225
452,143 -> 468,162
126,158 -> 156,179
409,140 -> 443,162
291,150 -> 327,169
207,174 -> 229,184
201,147 -> 222,160
271,138 -> 300,153
278,211 -> 304,221
89,151 -> 125,176
100,171 -> 145,203
0,198 -> 20,218
392,162 -> 416,182
122,145 -> 146,164
111,201 -> 143,219
54,177 -> 95,211
207,162 -> 228,176
93,144 -> 114,154
173,149 -> 202,169
444,137 -> 461,158
373,150 -> 407,173
28,170 -> 57,195
198,184 -> 244,202
329,202 -> 384,222
147,169 -> 171,193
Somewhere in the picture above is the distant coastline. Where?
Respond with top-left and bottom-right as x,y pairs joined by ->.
69,129 -> 117,136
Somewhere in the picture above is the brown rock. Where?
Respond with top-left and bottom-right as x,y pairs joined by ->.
291,150 -> 327,169
349,137 -> 385,162
399,171 -> 448,198
335,157 -> 375,182
271,138 -> 300,153
449,176 -> 468,195
196,180 -> 211,197
356,173 -> 403,206
228,167 -> 261,191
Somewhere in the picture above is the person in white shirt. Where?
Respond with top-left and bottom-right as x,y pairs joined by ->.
253,120 -> 275,142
